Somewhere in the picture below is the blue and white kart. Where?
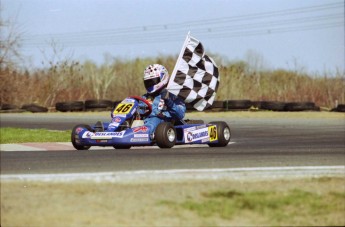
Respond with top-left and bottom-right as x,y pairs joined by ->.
71,96 -> 231,150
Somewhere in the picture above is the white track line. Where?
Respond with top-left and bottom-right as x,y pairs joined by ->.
1,166 -> 344,182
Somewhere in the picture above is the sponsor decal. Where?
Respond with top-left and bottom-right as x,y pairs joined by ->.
130,138 -> 149,142
186,132 -> 193,142
184,126 -> 196,132
109,122 -> 120,127
130,107 -> 136,115
184,128 -> 209,143
82,131 -> 125,139
75,127 -> 84,134
158,99 -> 165,110
133,126 -> 148,133
196,124 -> 207,129
123,99 -> 135,103
113,117 -> 121,123
96,140 -> 108,143
95,132 -> 124,137
202,138 -> 210,143
82,131 -> 94,138
134,134 -> 149,138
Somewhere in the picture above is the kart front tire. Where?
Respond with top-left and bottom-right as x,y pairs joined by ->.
208,121 -> 231,147
71,124 -> 91,150
155,122 -> 176,148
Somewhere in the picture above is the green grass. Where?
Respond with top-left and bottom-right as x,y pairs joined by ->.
162,188 -> 345,226
2,177 -> 345,226
0,127 -> 70,144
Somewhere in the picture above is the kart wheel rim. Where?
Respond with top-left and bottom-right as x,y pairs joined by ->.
167,128 -> 175,142
224,127 -> 230,141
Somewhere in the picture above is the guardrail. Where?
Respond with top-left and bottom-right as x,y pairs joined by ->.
1,100 -> 344,113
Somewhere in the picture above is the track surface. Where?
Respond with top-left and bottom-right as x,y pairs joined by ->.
1,114 -> 344,174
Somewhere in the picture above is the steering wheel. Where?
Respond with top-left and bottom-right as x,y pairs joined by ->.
129,96 -> 152,117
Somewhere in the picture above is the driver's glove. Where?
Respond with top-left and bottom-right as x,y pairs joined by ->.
160,88 -> 174,108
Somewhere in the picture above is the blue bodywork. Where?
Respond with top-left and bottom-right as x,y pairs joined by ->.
73,97 -> 220,148
75,122 -> 219,147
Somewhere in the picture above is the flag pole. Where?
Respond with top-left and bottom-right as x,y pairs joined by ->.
167,31 -> 191,89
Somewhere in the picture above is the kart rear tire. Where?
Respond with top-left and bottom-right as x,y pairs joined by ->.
208,121 -> 231,147
113,145 -> 131,149
155,122 -> 176,148
71,124 -> 91,150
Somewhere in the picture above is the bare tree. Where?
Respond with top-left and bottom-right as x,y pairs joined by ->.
0,6 -> 23,70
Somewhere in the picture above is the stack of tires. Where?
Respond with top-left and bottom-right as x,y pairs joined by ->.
0,104 -> 24,113
21,104 -> 48,113
84,99 -> 114,111
55,101 -> 84,112
284,102 -> 319,111
223,100 -> 252,111
332,104 -> 345,112
1,103 -> 49,113
55,99 -> 116,112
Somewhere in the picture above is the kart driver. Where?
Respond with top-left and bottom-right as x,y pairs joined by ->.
141,64 -> 186,135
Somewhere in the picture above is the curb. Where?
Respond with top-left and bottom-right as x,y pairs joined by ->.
0,143 -> 222,152
0,142 -> 106,152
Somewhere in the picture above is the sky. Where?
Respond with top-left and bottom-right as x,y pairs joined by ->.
2,0 -> 344,75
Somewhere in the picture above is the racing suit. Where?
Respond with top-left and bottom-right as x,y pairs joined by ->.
142,89 -> 186,135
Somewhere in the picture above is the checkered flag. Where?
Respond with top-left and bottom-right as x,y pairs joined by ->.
167,32 -> 220,111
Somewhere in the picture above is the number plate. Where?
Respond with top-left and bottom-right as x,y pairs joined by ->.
113,103 -> 134,114
208,126 -> 218,142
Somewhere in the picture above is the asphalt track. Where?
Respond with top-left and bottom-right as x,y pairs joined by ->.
1,113 -> 344,175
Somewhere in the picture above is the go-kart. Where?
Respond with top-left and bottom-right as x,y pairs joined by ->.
71,96 -> 231,150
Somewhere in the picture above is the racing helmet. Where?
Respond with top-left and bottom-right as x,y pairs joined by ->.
143,64 -> 169,94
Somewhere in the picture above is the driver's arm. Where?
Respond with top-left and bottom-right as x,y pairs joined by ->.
160,89 -> 186,120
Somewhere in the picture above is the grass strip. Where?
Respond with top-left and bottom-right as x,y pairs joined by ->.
1,177 -> 344,226
164,189 -> 345,225
0,127 -> 70,144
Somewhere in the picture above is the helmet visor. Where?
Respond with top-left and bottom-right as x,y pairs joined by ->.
144,77 -> 161,91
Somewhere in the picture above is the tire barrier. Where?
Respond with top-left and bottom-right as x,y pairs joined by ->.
224,100 -> 252,110
5,100 -> 345,113
0,104 -> 19,110
332,104 -> 345,112
84,99 -> 113,111
260,101 -> 286,111
56,101 -> 84,112
284,102 -> 317,111
0,104 -> 26,113
21,103 -> 48,113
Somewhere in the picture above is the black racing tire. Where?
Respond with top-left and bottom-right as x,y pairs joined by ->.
260,101 -> 286,111
334,104 -> 345,112
21,103 -> 48,113
85,99 -> 113,110
113,145 -> 131,149
208,121 -> 231,147
284,102 -> 316,111
1,104 -> 18,110
0,109 -> 26,113
71,124 -> 91,150
56,101 -> 84,112
155,122 -> 176,148
224,100 -> 252,110
212,100 -> 224,108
